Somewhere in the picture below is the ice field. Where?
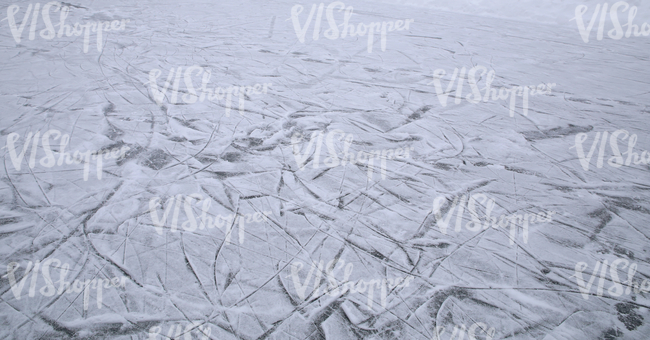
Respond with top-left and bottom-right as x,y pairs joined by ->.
1,0 -> 650,339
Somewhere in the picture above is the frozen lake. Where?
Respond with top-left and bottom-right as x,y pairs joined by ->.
1,0 -> 649,339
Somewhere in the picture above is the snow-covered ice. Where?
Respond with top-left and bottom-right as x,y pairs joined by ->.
1,0 -> 649,339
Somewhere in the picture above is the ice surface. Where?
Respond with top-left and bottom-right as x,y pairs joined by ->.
1,0 -> 649,339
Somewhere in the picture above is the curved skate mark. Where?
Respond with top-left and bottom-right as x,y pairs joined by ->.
522,124 -> 593,141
